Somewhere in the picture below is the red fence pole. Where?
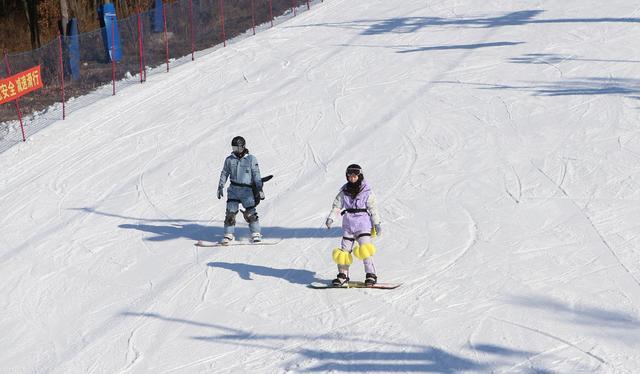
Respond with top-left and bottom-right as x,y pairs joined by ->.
57,33 -> 66,120
219,0 -> 226,47
163,2 -> 170,71
269,0 -> 273,27
292,0 -> 297,16
251,0 -> 256,35
188,0 -> 195,60
3,50 -> 26,142
137,10 -> 145,83
111,22 -> 116,95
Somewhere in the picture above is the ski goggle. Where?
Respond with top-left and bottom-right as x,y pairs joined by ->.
232,145 -> 244,153
346,168 -> 361,176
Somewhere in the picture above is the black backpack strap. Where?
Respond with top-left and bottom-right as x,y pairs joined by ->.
340,208 -> 368,216
230,181 -> 252,188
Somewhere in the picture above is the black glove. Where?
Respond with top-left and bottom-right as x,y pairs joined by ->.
253,189 -> 264,206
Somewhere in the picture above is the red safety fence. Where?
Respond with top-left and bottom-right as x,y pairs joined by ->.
0,0 -> 321,154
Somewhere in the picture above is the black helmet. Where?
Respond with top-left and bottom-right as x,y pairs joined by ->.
231,136 -> 246,147
345,164 -> 363,182
231,136 -> 246,156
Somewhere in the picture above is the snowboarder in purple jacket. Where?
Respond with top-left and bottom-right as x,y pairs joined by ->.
325,164 -> 382,287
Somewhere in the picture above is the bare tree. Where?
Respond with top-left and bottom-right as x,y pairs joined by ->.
21,0 -> 40,48
60,0 -> 69,35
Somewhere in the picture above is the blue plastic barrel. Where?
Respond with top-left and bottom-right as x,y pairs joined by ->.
68,18 -> 81,80
99,3 -> 122,62
153,0 -> 164,33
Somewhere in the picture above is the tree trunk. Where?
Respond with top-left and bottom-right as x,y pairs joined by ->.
60,0 -> 69,35
22,0 -> 40,49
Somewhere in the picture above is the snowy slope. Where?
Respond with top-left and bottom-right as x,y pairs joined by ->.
2,0 -> 640,372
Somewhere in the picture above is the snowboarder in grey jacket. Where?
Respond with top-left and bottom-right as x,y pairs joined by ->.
218,136 -> 264,244
325,164 -> 382,286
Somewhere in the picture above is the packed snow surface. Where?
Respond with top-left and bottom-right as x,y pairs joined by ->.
1,0 -> 640,372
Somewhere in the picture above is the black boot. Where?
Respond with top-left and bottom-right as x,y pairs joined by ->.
332,273 -> 349,287
364,273 -> 377,287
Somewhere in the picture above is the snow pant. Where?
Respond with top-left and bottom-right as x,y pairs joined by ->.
338,230 -> 376,276
224,185 -> 260,235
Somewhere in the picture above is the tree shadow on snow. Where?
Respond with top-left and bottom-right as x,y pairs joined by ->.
207,261 -> 320,285
508,294 -> 640,330
472,343 -> 537,357
120,311 -> 557,372
483,77 -> 640,97
295,10 -> 543,34
299,343 -> 554,373
295,347 -> 485,372
120,312 -> 484,372
295,10 -> 640,36
435,77 -> 640,99
510,53 -> 640,65
396,41 -> 524,54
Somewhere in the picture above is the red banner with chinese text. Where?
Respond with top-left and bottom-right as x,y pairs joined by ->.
0,65 -> 43,105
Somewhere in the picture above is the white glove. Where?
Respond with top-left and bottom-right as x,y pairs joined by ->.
325,217 -> 333,229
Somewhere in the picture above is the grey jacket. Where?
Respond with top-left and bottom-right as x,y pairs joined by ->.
218,152 -> 263,191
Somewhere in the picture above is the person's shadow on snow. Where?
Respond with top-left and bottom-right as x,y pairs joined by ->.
72,207 -> 341,243
117,222 -> 341,242
208,262 -> 321,285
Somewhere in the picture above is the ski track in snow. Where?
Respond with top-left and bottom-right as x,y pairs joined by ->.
493,318 -> 608,366
3,0 -> 640,372
534,163 -> 640,290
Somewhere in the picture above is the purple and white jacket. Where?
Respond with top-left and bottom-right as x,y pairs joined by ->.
327,180 -> 381,234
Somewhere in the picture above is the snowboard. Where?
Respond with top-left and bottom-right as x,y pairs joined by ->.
195,240 -> 281,248
308,281 -> 402,289
253,174 -> 272,207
